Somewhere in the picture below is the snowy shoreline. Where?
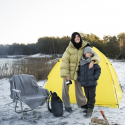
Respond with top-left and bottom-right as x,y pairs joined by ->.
0,53 -> 63,59
0,59 -> 125,125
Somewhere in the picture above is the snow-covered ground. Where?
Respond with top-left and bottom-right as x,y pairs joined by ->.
0,59 -> 125,125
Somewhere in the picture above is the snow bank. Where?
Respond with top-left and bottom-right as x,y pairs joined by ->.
26,54 -> 62,58
46,58 -> 61,64
7,55 -> 26,58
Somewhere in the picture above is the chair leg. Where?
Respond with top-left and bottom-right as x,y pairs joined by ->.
15,100 -> 18,112
15,100 -> 32,112
14,99 -> 24,119
19,98 -> 24,119
15,100 -> 22,113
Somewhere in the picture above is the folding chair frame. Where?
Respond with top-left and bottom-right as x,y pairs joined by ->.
12,82 -> 32,119
12,81 -> 48,120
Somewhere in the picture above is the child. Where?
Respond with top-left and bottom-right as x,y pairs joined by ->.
77,46 -> 101,118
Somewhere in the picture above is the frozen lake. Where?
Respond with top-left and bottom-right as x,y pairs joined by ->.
0,58 -> 26,65
0,58 -> 27,78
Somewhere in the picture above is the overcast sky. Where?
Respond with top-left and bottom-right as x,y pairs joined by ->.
0,0 -> 125,44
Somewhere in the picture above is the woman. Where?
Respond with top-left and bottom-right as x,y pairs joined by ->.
60,32 -> 100,113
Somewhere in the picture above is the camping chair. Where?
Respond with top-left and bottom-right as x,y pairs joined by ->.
10,74 -> 50,119
12,86 -> 27,119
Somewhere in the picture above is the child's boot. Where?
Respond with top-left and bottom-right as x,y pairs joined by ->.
83,109 -> 87,113
84,108 -> 93,118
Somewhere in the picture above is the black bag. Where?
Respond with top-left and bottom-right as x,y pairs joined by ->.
47,91 -> 63,117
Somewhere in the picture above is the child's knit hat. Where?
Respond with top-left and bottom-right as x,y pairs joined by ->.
84,46 -> 93,55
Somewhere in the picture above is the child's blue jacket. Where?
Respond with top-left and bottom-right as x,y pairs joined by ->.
78,57 -> 101,87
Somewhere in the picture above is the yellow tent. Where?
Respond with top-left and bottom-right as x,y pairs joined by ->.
45,47 -> 123,108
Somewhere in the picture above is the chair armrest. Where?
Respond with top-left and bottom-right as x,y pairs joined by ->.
12,89 -> 21,93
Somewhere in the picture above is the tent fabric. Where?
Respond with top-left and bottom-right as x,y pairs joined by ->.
45,47 -> 123,108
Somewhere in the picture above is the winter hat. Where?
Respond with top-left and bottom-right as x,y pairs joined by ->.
71,32 -> 82,49
84,46 -> 93,55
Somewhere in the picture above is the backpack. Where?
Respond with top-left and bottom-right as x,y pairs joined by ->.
47,91 -> 63,117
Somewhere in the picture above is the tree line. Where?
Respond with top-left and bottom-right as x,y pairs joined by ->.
0,32 -> 125,59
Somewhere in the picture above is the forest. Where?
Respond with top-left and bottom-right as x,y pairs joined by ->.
0,32 -> 125,59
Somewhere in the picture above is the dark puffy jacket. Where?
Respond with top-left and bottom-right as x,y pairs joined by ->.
77,62 -> 101,87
